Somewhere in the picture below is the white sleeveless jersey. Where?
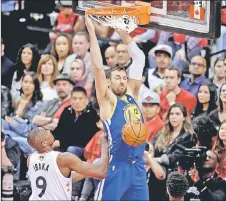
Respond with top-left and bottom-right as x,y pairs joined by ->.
28,151 -> 72,200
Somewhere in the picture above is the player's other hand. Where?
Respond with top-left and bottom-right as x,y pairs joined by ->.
85,15 -> 95,33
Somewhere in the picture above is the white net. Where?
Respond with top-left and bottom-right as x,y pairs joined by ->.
87,14 -> 139,33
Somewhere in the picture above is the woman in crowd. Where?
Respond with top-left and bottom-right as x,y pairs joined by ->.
209,82 -> 226,131
11,43 -> 40,99
37,54 -> 59,101
213,120 -> 226,179
193,81 -> 217,118
194,82 -> 226,149
3,72 -> 45,153
50,33 -> 72,73
69,58 -> 93,98
210,57 -> 226,95
148,103 -> 197,201
153,103 -> 196,168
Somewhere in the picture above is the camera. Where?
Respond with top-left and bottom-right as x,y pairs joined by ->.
176,145 -> 207,170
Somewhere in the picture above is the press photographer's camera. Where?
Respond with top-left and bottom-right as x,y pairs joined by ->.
177,145 -> 207,170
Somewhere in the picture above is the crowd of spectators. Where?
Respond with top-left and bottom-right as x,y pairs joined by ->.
1,0 -> 226,201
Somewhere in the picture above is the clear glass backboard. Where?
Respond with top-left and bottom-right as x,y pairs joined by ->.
73,0 -> 222,38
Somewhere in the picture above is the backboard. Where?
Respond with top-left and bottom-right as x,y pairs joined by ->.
73,0 -> 222,39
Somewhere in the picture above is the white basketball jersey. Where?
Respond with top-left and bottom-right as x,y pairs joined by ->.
28,151 -> 72,200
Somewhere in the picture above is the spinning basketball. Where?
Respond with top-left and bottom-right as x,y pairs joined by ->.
122,121 -> 148,146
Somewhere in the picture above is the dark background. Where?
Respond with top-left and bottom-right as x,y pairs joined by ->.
1,0 -> 56,62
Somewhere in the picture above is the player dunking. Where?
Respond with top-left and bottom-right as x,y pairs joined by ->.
27,127 -> 108,200
85,16 -> 148,200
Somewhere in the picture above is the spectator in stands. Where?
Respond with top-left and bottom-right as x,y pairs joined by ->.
213,120 -> 226,179
1,38 -> 15,89
53,86 -> 99,157
166,171 -> 189,201
193,81 -> 217,118
11,43 -> 40,99
32,73 -> 74,131
69,58 -> 93,98
210,57 -> 226,95
116,42 -> 132,69
209,82 -> 226,132
144,45 -> 172,93
49,2 -> 85,42
1,86 -> 14,118
3,72 -> 45,153
1,130 -> 21,169
148,31 -> 173,69
50,33 -> 72,73
154,103 -> 196,169
149,103 -> 196,201
79,121 -> 104,201
216,8 -> 226,56
172,35 -> 208,70
37,54 -> 59,101
160,66 -> 197,119
104,46 -> 118,68
189,150 -> 226,201
63,32 -> 94,86
194,82 -> 226,149
141,91 -> 164,143
180,56 -> 208,97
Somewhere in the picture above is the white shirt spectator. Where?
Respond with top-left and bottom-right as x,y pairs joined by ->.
145,68 -> 165,93
41,81 -> 58,101
11,70 -> 28,100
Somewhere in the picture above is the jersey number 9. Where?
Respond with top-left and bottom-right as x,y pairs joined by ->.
36,176 -> 47,197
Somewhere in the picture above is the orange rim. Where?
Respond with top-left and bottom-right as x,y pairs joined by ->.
85,1 -> 151,25
86,6 -> 142,16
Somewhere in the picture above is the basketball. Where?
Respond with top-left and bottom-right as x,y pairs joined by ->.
121,121 -> 148,147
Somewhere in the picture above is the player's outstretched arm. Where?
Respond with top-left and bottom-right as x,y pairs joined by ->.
85,15 -> 109,106
58,134 -> 109,179
115,29 -> 145,100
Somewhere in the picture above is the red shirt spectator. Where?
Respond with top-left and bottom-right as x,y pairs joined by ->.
159,66 -> 197,118
146,116 -> 164,142
160,88 -> 197,118
141,91 -> 164,142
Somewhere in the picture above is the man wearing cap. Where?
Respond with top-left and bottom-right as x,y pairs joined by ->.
144,45 -> 172,93
32,73 -> 74,131
141,91 -> 164,143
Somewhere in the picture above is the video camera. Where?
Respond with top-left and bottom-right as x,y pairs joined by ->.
176,144 -> 207,170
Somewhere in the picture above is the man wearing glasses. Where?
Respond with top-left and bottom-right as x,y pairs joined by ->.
180,56 -> 208,97
188,150 -> 226,201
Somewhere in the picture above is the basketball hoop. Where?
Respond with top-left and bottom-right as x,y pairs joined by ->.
85,1 -> 151,33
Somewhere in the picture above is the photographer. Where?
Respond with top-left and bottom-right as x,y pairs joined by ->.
188,150 -> 226,201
